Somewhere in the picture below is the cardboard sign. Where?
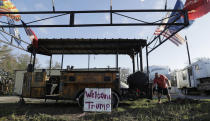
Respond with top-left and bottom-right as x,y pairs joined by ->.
84,88 -> 111,112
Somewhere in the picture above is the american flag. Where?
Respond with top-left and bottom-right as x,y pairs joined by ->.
154,0 -> 186,46
7,17 -> 21,45
154,26 -> 186,46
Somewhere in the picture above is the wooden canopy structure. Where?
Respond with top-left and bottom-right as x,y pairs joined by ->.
28,38 -> 147,56
28,38 -> 146,73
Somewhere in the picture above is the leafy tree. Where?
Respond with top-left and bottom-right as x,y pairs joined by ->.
16,54 -> 30,70
0,45 -> 41,72
16,54 -> 41,70
0,45 -> 12,60
0,45 -> 17,74
0,44 -> 43,95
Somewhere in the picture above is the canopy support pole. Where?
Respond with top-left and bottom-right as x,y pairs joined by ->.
49,55 -> 52,76
137,53 -> 139,71
132,54 -> 135,73
61,54 -> 64,69
32,54 -> 36,71
139,46 -> 143,72
116,53 -> 119,69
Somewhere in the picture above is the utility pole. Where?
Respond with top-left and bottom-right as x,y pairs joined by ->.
185,36 -> 191,65
185,36 -> 192,88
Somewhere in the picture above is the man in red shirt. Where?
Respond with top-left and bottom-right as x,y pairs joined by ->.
152,72 -> 171,103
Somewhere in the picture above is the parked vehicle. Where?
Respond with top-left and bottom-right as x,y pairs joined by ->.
174,59 -> 210,94
145,65 -> 171,82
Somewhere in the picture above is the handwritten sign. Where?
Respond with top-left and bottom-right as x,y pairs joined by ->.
84,88 -> 111,112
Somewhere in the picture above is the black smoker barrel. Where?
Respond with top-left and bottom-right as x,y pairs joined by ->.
127,71 -> 152,99
127,71 -> 148,89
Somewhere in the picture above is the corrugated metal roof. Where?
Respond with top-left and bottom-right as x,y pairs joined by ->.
28,38 -> 147,55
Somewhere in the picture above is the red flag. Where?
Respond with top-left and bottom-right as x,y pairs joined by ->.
184,0 -> 210,20
21,20 -> 38,48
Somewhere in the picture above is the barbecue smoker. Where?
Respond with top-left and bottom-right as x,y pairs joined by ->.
121,71 -> 152,100
14,38 -> 152,107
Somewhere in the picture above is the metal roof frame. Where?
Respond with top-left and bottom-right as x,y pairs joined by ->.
0,9 -> 188,28
0,9 -> 189,74
0,9 -> 189,54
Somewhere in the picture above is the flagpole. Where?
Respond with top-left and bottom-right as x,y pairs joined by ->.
52,0 -> 55,12
110,0 -> 112,24
165,0 -> 167,10
185,36 -> 191,65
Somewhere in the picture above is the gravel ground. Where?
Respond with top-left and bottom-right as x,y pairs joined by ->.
0,94 -> 210,104
0,96 -> 20,103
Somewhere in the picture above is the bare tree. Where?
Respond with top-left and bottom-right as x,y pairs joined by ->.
52,61 -> 61,69
120,68 -> 131,83
46,60 -> 61,69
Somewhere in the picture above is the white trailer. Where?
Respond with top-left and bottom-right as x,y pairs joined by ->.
146,65 -> 171,82
145,65 -> 181,94
175,59 -> 210,93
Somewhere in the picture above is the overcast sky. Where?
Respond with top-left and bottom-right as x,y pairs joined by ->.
3,0 -> 210,71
